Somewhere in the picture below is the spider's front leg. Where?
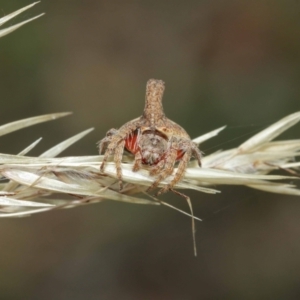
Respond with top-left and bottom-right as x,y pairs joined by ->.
191,142 -> 202,167
158,147 -> 192,195
99,119 -> 141,190
147,137 -> 178,193
98,128 -> 118,154
157,139 -> 199,195
113,140 -> 126,190
99,128 -> 121,173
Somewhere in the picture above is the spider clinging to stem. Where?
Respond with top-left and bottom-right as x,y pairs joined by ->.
99,79 -> 202,194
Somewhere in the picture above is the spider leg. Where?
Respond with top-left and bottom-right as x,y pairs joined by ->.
113,140 -> 125,190
158,147 -> 192,195
149,159 -> 165,176
191,142 -> 202,167
98,128 -> 118,154
100,146 -> 114,172
147,137 -> 178,192
100,119 -> 141,172
99,129 -> 119,172
99,140 -> 108,155
132,151 -> 142,172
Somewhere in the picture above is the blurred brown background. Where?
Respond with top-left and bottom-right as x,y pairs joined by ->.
1,0 -> 300,299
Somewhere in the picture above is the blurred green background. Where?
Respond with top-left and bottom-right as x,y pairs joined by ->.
1,0 -> 300,299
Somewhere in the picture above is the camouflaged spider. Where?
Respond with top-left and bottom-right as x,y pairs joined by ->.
99,79 -> 202,194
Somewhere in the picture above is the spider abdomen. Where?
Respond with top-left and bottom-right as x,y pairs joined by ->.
125,130 -> 186,166
125,130 -> 167,165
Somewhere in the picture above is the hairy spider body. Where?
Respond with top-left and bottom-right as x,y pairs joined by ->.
99,79 -> 201,193
125,129 -> 168,164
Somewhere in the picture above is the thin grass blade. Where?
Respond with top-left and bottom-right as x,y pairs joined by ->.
193,126 -> 226,145
0,2 -> 41,26
238,112 -> 300,153
0,196 -> 54,207
0,14 -> 44,38
0,112 -> 71,137
40,128 -> 94,158
18,138 -> 42,156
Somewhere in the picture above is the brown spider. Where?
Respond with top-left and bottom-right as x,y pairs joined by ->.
99,79 -> 202,194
